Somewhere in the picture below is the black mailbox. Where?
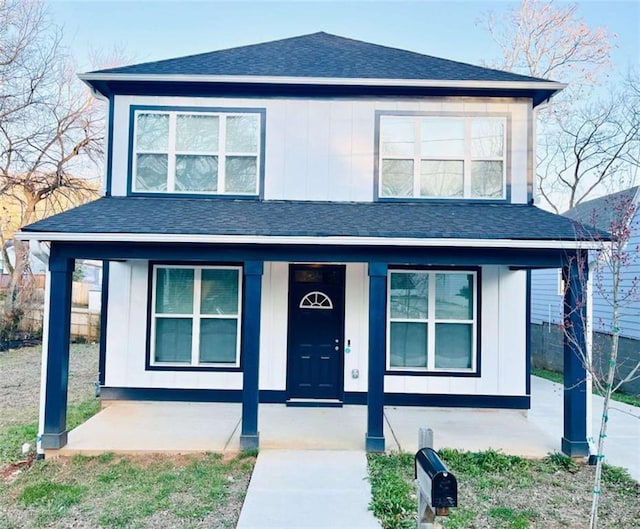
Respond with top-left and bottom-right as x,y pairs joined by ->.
414,447 -> 458,510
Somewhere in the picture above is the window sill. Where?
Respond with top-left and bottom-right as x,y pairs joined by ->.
146,364 -> 242,372
385,369 -> 480,378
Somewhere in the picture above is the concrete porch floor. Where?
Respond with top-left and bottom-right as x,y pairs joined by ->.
49,377 -> 640,481
54,400 -> 556,458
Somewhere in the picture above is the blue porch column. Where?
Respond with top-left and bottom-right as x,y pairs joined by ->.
562,251 -> 590,457
41,251 -> 74,449
366,262 -> 387,452
240,260 -> 263,450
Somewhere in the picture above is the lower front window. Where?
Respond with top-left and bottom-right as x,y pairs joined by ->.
387,269 -> 477,373
151,265 -> 242,367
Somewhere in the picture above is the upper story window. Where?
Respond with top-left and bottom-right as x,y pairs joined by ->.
132,108 -> 262,196
378,115 -> 507,200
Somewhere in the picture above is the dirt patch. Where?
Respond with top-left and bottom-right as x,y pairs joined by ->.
0,344 -> 99,428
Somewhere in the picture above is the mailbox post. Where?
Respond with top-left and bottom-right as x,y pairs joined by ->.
414,447 -> 457,529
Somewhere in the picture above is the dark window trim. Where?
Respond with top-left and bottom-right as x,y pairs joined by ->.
374,110 -> 512,203
145,260 -> 245,372
385,265 -> 482,377
127,105 -> 266,199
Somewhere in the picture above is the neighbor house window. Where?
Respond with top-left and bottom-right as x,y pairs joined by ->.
151,265 -> 242,367
387,270 -> 477,372
133,109 -> 261,195
379,115 -> 506,199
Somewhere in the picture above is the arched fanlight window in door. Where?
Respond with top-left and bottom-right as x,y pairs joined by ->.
299,291 -> 333,309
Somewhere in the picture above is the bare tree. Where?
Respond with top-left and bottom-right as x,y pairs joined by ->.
538,80 -> 640,213
479,0 -> 631,212
563,191 -> 640,529
481,0 -> 614,95
0,0 -> 104,300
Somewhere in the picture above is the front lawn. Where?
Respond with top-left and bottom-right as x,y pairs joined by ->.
368,450 -> 640,529
0,451 -> 255,529
0,344 -> 255,528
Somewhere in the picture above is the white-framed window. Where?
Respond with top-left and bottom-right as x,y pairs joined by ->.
387,270 -> 477,372
150,265 -> 242,367
379,115 -> 507,200
132,109 -> 261,195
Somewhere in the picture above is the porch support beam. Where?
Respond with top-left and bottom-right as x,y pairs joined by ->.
240,260 -> 263,450
561,251 -> 590,457
41,249 -> 74,449
366,262 -> 387,452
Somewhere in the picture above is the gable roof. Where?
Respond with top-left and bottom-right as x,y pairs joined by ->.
563,186 -> 639,232
20,197 -> 605,249
80,32 -> 563,105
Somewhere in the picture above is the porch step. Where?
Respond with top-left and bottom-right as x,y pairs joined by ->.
286,398 -> 343,408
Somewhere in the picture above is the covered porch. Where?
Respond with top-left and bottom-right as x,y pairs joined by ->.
18,198 -> 601,458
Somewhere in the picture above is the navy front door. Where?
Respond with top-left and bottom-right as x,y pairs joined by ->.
287,265 -> 346,400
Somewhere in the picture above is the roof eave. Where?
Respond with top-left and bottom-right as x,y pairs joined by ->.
79,73 -> 565,106
16,230 -> 604,250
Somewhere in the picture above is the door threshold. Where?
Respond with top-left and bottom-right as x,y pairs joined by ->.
286,398 -> 344,408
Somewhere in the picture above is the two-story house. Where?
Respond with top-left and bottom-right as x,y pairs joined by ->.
19,33 -> 603,455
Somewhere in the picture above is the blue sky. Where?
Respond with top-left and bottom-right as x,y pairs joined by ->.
49,0 -> 639,80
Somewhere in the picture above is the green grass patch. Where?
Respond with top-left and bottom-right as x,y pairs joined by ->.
367,452 -> 416,529
1,452 -> 255,528
0,398 -> 100,465
488,506 -> 538,529
368,449 -> 640,529
532,368 -> 640,407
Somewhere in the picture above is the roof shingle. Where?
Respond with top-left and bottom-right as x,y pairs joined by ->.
91,32 -> 551,84
23,197 -> 604,242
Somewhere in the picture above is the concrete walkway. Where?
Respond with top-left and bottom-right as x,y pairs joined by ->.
236,450 -> 380,529
528,376 -> 640,481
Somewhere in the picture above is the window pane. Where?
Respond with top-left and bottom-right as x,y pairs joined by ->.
201,269 -> 239,315
381,159 -> 413,197
200,319 -> 238,363
380,118 -> 415,157
226,116 -> 259,152
435,323 -> 472,368
155,318 -> 192,363
472,119 -> 503,158
390,272 -> 428,319
420,160 -> 464,197
225,156 -> 257,193
136,114 -> 169,151
176,115 -> 219,152
135,154 -> 168,191
471,161 -> 503,198
435,274 -> 473,319
175,155 -> 218,192
390,322 -> 427,368
421,118 -> 464,158
155,268 -> 194,314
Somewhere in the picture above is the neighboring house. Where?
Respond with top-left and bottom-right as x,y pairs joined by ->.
531,186 -> 640,395
18,32 -> 603,455
1,241 -> 48,275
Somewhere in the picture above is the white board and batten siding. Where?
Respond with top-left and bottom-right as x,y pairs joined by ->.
109,95 -> 532,204
105,263 -> 527,398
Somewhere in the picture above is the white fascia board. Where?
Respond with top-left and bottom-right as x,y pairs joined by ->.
16,230 -> 603,250
78,72 -> 566,92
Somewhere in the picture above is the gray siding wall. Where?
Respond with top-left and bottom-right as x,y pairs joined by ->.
530,209 -> 640,340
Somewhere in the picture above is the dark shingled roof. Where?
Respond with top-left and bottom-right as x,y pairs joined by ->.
23,197 -> 604,242
91,32 -> 549,84
563,187 -> 639,232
